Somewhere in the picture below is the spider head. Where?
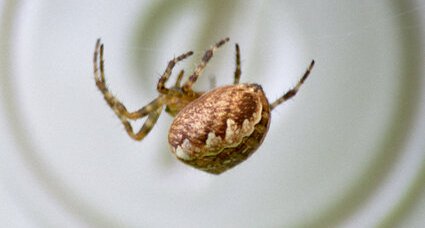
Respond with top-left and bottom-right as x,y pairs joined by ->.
165,103 -> 182,117
163,89 -> 203,117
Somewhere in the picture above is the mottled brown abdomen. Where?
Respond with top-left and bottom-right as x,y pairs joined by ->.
168,83 -> 271,174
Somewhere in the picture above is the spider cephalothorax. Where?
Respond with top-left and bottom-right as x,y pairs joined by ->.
93,37 -> 314,174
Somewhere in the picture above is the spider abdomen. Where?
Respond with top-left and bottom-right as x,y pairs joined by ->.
168,83 -> 271,174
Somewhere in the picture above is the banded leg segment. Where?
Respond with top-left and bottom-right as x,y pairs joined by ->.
157,51 -> 193,94
94,40 -> 143,119
94,39 -> 163,120
233,44 -> 241,85
174,70 -> 185,87
94,39 -> 165,141
182,37 -> 230,93
270,60 -> 315,110
121,107 -> 163,141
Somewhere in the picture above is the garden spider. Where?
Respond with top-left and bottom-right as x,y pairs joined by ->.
93,37 -> 314,174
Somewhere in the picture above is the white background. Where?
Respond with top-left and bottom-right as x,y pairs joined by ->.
1,1 -> 425,227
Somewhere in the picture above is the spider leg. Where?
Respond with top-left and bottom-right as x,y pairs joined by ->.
93,39 -> 104,82
95,40 -> 141,119
94,39 -> 164,120
182,37 -> 230,93
174,70 -> 185,87
233,44 -> 241,84
123,97 -> 165,119
270,60 -> 315,110
157,52 -> 193,94
122,106 -> 163,141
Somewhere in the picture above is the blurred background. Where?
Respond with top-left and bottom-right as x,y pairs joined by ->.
0,0 -> 424,227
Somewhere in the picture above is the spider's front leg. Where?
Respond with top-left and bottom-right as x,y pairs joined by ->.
94,39 -> 164,120
157,51 -> 193,94
94,39 -> 164,141
182,37 -> 230,94
122,106 -> 163,141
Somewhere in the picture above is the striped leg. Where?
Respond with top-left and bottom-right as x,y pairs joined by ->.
182,37 -> 230,93
94,39 -> 164,120
157,52 -> 193,94
270,60 -> 315,110
174,70 -> 185,87
121,107 -> 163,141
233,44 -> 241,84
94,39 -> 164,141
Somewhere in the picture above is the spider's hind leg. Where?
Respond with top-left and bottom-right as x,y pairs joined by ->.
270,60 -> 315,110
233,44 -> 241,85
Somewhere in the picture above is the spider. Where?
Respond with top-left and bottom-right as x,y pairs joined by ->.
93,37 -> 314,174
